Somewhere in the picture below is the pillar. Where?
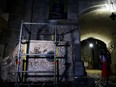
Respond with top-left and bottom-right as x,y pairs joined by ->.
4,0 -> 25,57
72,27 -> 85,77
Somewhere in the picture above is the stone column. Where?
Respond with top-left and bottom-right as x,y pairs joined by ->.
68,0 -> 84,77
72,27 -> 84,77
4,0 -> 25,57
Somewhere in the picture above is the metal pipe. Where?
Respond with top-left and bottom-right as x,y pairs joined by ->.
54,25 -> 56,86
20,53 -> 54,56
56,48 -> 59,83
16,20 -> 23,83
24,28 -> 31,82
23,25 -> 31,34
17,71 -> 54,73
23,22 -> 48,25
21,41 -> 67,43
54,24 -> 59,86
23,22 -> 78,26
27,56 -> 65,59
22,44 -> 27,81
31,33 -> 54,35
27,75 -> 62,77
19,83 -> 54,86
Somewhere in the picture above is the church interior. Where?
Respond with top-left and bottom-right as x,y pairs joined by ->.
0,0 -> 116,87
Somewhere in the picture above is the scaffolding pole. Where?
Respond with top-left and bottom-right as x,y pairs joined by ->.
16,20 -> 23,83
16,21 -> 71,87
54,24 -> 57,86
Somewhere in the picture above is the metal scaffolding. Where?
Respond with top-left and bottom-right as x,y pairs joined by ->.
15,20 -> 72,87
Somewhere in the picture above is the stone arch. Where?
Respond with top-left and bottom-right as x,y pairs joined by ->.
79,7 -> 115,50
79,4 -> 116,74
79,4 -> 107,16
81,34 -> 111,48
81,37 -> 107,69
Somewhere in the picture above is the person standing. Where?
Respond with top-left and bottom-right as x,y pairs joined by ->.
100,49 -> 112,86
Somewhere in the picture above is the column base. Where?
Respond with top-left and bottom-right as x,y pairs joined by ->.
74,61 -> 85,77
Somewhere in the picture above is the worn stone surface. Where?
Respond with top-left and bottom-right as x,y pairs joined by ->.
27,41 -> 66,81
1,45 -> 18,81
1,40 -> 72,82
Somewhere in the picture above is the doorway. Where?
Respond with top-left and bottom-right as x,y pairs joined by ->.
81,38 -> 107,70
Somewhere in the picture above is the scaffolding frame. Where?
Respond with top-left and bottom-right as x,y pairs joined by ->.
16,20 -> 76,87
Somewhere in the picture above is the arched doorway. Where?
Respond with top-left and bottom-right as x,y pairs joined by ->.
79,6 -> 116,75
81,38 -> 108,70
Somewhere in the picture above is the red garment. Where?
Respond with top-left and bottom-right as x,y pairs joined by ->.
101,62 -> 107,77
101,62 -> 112,77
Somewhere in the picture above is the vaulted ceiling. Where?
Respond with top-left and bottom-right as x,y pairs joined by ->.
0,0 -> 116,47
79,0 -> 116,47
80,8 -> 116,46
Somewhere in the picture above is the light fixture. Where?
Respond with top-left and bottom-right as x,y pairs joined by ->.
89,43 -> 93,48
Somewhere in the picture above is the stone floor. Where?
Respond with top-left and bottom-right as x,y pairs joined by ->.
86,69 -> 116,87
0,69 -> 116,87
0,76 -> 116,87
